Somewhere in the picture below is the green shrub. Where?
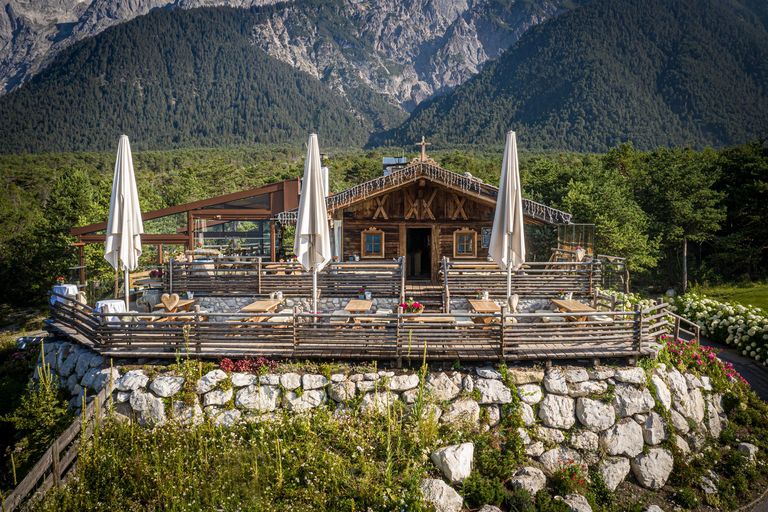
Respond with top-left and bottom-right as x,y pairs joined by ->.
461,474 -> 506,508
505,487 -> 535,512
672,487 -> 700,509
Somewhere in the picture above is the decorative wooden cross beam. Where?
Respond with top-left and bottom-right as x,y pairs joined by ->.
421,189 -> 437,220
373,195 -> 389,220
449,193 -> 468,220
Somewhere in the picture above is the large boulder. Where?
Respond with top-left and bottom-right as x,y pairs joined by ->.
197,369 -> 228,394
236,385 -> 280,412
430,443 -> 474,483
360,391 -> 397,414
536,426 -> 565,444
441,399 -> 480,425
563,367 -> 589,383
569,431 -> 598,452
427,373 -> 462,401
475,378 -> 513,404
669,409 -> 690,434
738,442 -> 759,463
612,384 -> 655,417
520,402 -> 536,426
213,409 -> 241,427
597,456 -> 630,491
231,372 -> 258,387
575,398 -> 615,432
509,466 -> 547,495
116,369 -> 149,391
171,399 -> 203,426
420,479 -> 463,512
651,375 -> 671,411
476,367 -> 502,380
568,380 -> 608,398
538,394 -> 576,429
150,375 -> 185,398
631,448 -> 673,490
280,373 -> 302,390
681,388 -> 706,423
600,418 -> 644,457
88,367 -> 120,392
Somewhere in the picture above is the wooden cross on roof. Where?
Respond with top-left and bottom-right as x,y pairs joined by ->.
416,136 -> 431,162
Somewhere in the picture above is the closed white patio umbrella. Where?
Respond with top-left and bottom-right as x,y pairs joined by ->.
104,135 -> 144,309
294,133 -> 332,314
489,130 -> 526,299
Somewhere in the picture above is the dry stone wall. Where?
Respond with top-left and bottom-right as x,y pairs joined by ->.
38,339 -> 737,496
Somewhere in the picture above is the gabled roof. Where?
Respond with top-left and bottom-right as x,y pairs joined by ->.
276,160 -> 572,225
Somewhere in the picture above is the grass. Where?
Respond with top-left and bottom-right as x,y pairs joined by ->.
692,282 -> 768,310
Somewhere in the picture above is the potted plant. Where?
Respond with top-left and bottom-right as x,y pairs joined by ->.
399,297 -> 425,314
55,275 -> 66,285
475,288 -> 489,300
358,286 -> 367,300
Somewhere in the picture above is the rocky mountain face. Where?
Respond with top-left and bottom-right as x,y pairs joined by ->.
0,0 -> 281,93
0,0 -> 581,104
250,0 -> 583,110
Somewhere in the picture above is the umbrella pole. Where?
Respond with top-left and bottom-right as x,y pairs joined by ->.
312,268 -> 318,317
124,268 -> 130,310
506,238 -> 513,300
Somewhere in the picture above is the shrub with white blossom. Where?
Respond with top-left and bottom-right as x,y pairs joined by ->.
671,292 -> 768,366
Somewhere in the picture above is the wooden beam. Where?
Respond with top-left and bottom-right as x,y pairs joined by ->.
422,189 -> 437,221
373,195 -> 389,220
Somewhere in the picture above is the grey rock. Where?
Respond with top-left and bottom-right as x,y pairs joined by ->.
280,372 -> 301,390
569,431 -> 599,452
357,380 -> 377,393
330,373 -> 346,383
129,389 -> 166,426
612,384 -> 655,417
259,373 -> 281,386
430,443 -> 474,483
544,368 -> 568,394
506,367 -> 545,384
631,448 -> 673,490
486,405 -> 500,427
642,412 -> 668,445
614,367 -> 647,385
427,372 -> 462,401
284,389 -> 326,412
213,409 -> 241,428
738,442 -> 759,463
598,456 -> 630,491
197,369 -> 228,394
520,402 -> 536,426
171,399 -> 203,426
575,398 -> 615,432
236,385 -> 280,412
645,506 -> 665,512
116,369 -> 149,391
539,447 -> 582,476
509,466 -> 547,495
476,367 -> 501,379
651,374 -> 671,411
560,493 -> 593,512
536,425 -> 565,444
203,388 -> 233,407
475,378 -> 513,404
150,375 -> 185,397
517,383 -> 543,404
525,441 -> 545,457
600,418 -> 644,457
673,434 -> 691,455
231,372 -> 258,387
670,409 -> 690,434
329,381 -> 356,402
568,380 -> 608,397
477,506 -> 502,512
441,399 -> 480,425
361,391 -> 398,414
563,367 -> 589,383
538,394 -> 576,429
388,374 -> 420,391
706,400 -> 722,438
420,478 -> 463,512
588,368 -> 616,380
302,374 -> 328,390
115,390 -> 131,403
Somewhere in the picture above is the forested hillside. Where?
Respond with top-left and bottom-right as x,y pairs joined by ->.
380,0 -> 768,151
0,7 -> 405,153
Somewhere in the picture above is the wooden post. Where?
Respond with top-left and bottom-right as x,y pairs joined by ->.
169,258 -> 174,295
158,244 -> 164,264
187,211 -> 195,250
77,243 -> 86,285
499,304 -> 506,361
292,306 -> 299,357
399,255 -> 406,303
256,257 -> 262,295
270,221 -> 276,261
442,257 -> 450,314
635,304 -> 643,355
51,438 -> 61,487
674,316 -> 681,340
194,305 -> 201,355
396,305 -> 403,368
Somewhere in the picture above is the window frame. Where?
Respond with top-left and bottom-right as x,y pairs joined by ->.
453,228 -> 477,258
361,227 -> 385,259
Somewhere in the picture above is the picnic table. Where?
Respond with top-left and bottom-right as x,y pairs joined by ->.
345,299 -> 373,314
240,298 -> 283,314
467,299 -> 501,325
550,298 -> 596,322
154,298 -> 196,312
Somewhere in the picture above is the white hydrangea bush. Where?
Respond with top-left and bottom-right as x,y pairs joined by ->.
671,292 -> 768,366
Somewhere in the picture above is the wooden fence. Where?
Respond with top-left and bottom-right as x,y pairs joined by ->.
441,259 -> 601,304
2,384 -> 111,512
49,293 -> 670,364
166,257 -> 405,300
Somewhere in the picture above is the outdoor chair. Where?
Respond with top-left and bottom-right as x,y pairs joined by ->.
535,309 -> 567,323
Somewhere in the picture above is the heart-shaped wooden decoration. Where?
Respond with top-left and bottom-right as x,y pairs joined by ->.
160,293 -> 180,311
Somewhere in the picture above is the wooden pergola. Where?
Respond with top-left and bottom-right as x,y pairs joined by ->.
70,178 -> 300,283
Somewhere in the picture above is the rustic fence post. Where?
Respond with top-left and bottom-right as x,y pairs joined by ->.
194,305 -> 201,355
292,306 -> 299,357
396,305 -> 403,369
257,257 -> 262,295
400,256 -> 406,303
634,304 -> 643,356
51,438 -> 60,487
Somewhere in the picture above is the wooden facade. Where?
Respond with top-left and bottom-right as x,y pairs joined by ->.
281,157 -> 574,283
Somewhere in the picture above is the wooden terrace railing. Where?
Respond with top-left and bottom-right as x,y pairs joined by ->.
166,257 -> 405,300
49,293 -> 671,364
441,258 -> 602,305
